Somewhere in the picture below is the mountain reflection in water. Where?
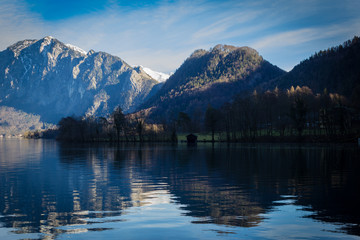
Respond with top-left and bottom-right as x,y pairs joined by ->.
0,140 -> 359,239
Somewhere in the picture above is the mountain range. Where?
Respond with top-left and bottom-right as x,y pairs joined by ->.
0,36 -> 159,124
1,36 -> 359,136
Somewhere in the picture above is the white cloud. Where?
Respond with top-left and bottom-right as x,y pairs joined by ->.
0,0 -> 45,48
252,20 -> 360,52
191,10 -> 261,43
1,0 -> 360,72
252,29 -> 318,50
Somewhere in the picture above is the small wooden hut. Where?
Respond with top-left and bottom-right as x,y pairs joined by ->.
186,134 -> 198,144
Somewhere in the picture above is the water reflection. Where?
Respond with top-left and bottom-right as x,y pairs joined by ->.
0,140 -> 359,239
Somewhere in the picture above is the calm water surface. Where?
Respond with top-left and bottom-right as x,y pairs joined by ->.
0,139 -> 359,239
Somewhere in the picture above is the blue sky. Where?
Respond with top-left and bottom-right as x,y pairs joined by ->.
1,0 -> 359,73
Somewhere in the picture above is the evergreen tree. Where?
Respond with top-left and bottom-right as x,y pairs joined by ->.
112,107 -> 126,142
205,104 -> 221,142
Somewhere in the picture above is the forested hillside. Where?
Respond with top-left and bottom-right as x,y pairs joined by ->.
141,44 -> 285,122
268,36 -> 360,99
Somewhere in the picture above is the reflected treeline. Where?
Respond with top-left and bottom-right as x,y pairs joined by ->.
59,143 -> 360,233
0,142 -> 359,239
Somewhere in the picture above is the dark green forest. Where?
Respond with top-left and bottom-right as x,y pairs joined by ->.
52,84 -> 359,142
269,36 -> 360,98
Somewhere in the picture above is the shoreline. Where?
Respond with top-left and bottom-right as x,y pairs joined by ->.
16,135 -> 360,145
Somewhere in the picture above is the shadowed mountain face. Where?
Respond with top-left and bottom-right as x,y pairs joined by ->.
140,44 -> 285,121
267,36 -> 360,97
0,36 -> 158,123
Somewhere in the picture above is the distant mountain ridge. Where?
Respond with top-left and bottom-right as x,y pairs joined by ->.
0,36 -> 159,124
0,106 -> 55,136
140,44 -> 285,121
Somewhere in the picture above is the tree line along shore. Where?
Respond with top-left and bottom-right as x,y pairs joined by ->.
24,85 -> 360,144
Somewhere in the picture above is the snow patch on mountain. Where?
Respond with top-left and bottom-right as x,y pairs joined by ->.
65,43 -> 87,55
139,66 -> 170,82
44,36 -> 55,40
40,36 -> 54,53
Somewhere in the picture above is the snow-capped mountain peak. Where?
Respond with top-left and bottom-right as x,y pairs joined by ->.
1,36 -> 159,124
65,43 -> 87,55
44,36 -> 55,40
138,65 -> 170,82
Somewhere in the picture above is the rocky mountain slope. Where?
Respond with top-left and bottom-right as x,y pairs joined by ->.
0,36 -> 159,124
140,44 -> 285,121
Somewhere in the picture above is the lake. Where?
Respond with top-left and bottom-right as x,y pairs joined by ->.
0,139 -> 359,239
